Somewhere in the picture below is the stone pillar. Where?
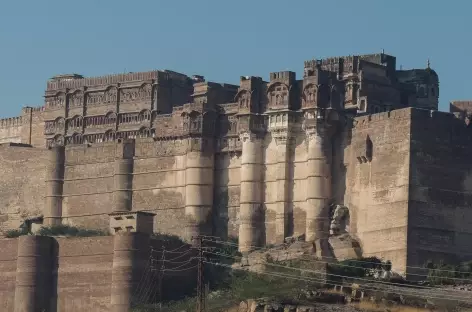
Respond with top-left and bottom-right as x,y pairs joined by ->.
273,132 -> 293,244
44,146 -> 65,226
238,131 -> 263,253
305,124 -> 332,246
113,140 -> 135,212
184,141 -> 214,241
14,235 -> 54,312
110,232 -> 150,312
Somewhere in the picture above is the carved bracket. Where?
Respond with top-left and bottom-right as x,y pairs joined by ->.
271,128 -> 295,146
239,131 -> 263,143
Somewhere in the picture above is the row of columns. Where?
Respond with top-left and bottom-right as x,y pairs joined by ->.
42,122 -> 332,252
237,116 -> 333,254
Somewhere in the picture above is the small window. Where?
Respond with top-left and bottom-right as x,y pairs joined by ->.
431,87 -> 435,96
366,135 -> 373,161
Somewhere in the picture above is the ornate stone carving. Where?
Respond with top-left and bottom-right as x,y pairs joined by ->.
104,130 -> 116,142
80,87 -> 116,108
267,82 -> 290,109
271,128 -> 294,146
181,111 -> 202,134
46,94 -> 65,109
86,92 -> 105,106
329,205 -> 350,235
239,131 -> 259,143
302,84 -> 318,108
69,91 -> 84,108
104,87 -> 118,104
44,116 -> 66,135
67,115 -> 83,130
44,121 -> 55,135
236,89 -> 251,110
216,136 -> 241,153
85,112 -> 116,128
120,84 -> 152,103
66,133 -> 84,145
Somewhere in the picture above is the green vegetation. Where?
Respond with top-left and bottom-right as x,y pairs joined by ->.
327,257 -> 391,282
5,228 -> 29,238
4,224 -> 109,238
425,260 -> 472,285
132,269 -> 317,312
36,224 -> 109,237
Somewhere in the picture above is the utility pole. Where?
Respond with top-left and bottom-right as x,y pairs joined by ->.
158,247 -> 165,312
195,235 -> 205,312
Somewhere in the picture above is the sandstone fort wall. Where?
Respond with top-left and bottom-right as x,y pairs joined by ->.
2,106 -> 472,276
0,144 -> 48,232
0,53 -> 469,284
0,232 -> 189,312
0,236 -> 115,312
344,109 -> 412,273
408,109 -> 472,272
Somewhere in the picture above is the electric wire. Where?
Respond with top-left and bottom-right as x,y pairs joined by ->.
201,235 -> 472,277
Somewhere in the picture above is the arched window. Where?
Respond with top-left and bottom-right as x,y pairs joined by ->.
106,112 -> 117,125
104,130 -> 116,142
139,110 -> 151,122
139,127 -> 151,138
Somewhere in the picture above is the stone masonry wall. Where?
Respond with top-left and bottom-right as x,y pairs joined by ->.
0,234 -> 158,312
0,238 -> 18,311
344,109 -> 412,273
132,139 -> 186,236
0,117 -> 23,144
0,237 -> 113,312
408,109 -> 472,273
60,139 -> 188,236
62,144 -> 116,229
0,144 -> 48,232
0,106 -> 45,148
56,236 -> 114,312
213,153 -> 241,239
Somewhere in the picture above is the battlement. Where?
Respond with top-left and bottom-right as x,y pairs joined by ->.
269,71 -> 296,81
22,106 -> 45,114
354,107 -> 465,130
0,117 -> 22,128
315,53 -> 394,65
46,70 -> 191,91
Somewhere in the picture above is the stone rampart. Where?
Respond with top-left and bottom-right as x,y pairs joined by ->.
0,229 -> 193,312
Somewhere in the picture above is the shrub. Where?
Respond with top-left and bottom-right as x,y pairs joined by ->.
327,256 -> 387,282
37,224 -> 109,237
425,260 -> 472,285
5,228 -> 29,238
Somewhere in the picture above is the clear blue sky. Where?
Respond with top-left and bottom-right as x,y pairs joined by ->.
0,0 -> 469,117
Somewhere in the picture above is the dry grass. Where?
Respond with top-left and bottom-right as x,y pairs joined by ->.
353,300 -> 431,312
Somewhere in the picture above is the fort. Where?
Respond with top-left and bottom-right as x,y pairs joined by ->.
1,52 -> 472,311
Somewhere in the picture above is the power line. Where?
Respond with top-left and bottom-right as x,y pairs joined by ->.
203,260 -> 472,304
195,235 -> 205,312
201,236 -> 472,276
203,250 -> 471,299
206,244 -> 472,283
